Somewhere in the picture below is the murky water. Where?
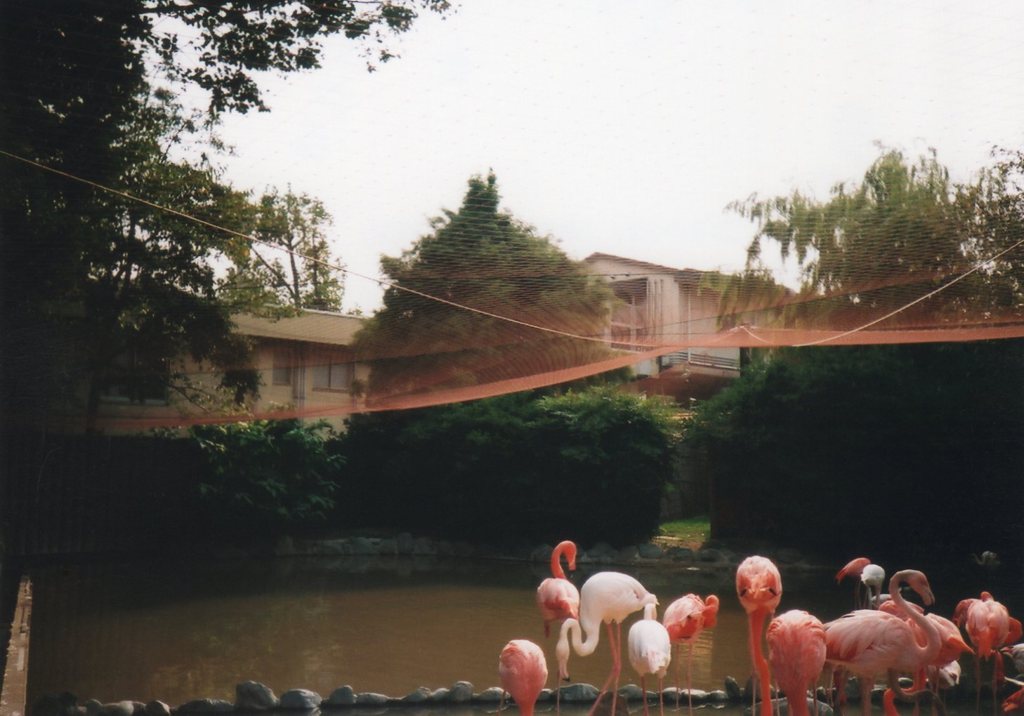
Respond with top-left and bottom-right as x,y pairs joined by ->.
24,555 -> 1023,713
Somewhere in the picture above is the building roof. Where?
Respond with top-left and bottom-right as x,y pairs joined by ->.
232,310 -> 365,346
584,252 -> 705,286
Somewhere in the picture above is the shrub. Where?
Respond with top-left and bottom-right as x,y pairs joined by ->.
190,419 -> 342,536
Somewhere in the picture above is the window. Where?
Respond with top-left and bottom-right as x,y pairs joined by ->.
312,359 -> 353,391
272,348 -> 293,386
99,350 -> 169,405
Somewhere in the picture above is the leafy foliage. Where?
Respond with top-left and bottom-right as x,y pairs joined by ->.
191,419 -> 342,534
354,173 -> 616,402
730,148 -> 1024,329
338,387 -> 681,546
685,341 -> 1024,562
220,188 -> 345,314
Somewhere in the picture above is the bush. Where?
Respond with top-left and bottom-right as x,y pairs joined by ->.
190,419 -> 342,536
338,387 -> 681,546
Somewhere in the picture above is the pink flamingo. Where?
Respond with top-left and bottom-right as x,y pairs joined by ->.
836,557 -> 886,609
628,603 -> 671,716
662,593 -> 720,713
824,569 -> 943,716
766,609 -> 827,716
877,599 -> 973,713
537,540 -> 581,638
736,556 -> 783,716
954,591 -> 1022,714
499,639 -> 548,716
556,571 -> 657,716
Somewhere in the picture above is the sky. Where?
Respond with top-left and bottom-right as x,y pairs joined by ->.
214,1 -> 1024,315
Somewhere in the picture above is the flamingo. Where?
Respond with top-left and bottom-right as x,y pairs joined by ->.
1002,644 -> 1024,714
836,557 -> 886,610
499,639 -> 548,716
537,540 -> 581,638
824,569 -> 943,716
662,593 -> 719,713
628,603 -> 671,716
736,555 -> 783,716
954,591 -> 1021,714
766,609 -> 827,716
556,571 -> 658,716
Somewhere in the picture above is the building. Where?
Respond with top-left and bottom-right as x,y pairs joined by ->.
95,309 -> 367,432
584,252 -> 741,401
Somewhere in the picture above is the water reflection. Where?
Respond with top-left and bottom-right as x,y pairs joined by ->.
25,555 -> 1022,712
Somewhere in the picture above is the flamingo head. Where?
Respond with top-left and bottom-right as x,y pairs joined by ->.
702,595 -> 720,628
555,618 -> 575,682
836,556 -> 871,583
899,570 -> 935,607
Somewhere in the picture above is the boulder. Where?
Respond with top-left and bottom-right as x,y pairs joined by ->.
637,543 -> 664,559
447,682 -> 473,703
323,687 -> 355,707
557,683 -> 599,702
353,693 -> 389,707
235,682 -> 278,711
278,689 -> 320,710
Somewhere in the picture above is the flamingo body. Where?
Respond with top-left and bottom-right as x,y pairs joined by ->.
736,556 -> 783,716
556,571 -> 657,716
767,610 -> 826,716
536,541 -> 580,637
628,605 -> 672,716
499,639 -> 548,716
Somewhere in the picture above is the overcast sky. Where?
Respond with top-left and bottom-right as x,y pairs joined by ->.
215,1 -> 1024,314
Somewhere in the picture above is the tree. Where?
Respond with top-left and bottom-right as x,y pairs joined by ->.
2,1 -> 448,426
353,172 -> 617,403
730,149 -> 971,329
220,188 -> 345,314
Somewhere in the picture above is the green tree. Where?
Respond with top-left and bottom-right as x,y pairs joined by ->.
220,188 -> 345,313
2,1 -> 448,425
191,419 -> 342,536
730,149 -> 971,329
353,172 -> 616,403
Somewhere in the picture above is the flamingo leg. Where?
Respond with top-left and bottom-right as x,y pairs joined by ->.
687,641 -> 694,716
587,622 -> 622,716
641,675 -> 650,716
860,678 -> 871,716
658,676 -> 665,716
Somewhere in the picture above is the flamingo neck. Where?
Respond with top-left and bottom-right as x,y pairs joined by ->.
550,541 -> 574,579
889,573 -> 940,666
559,615 -> 601,657
749,609 -> 773,716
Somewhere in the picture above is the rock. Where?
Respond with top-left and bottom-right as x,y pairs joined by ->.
667,546 -> 694,561
638,543 -> 664,559
724,676 -> 743,701
589,542 -> 615,558
279,689 -> 320,710
748,698 -> 833,716
615,545 -> 639,562
681,689 -> 709,705
84,701 -> 138,716
235,682 -> 278,710
400,688 -> 431,704
324,687 -> 356,707
775,548 -> 802,564
475,687 -> 505,703
349,537 -> 376,555
412,537 -> 437,556
447,682 -> 474,703
319,539 -> 350,555
395,533 -> 415,555
274,536 -> 296,556
438,540 -> 455,557
354,693 -> 389,706
707,690 -> 729,703
536,689 -> 554,703
33,693 -> 78,716
616,684 -> 644,701
175,700 -> 234,713
143,703 -> 170,716
427,688 -> 450,703
532,544 -> 553,562
452,541 -> 475,557
558,683 -> 599,702
698,547 -> 724,562
590,691 -> 630,716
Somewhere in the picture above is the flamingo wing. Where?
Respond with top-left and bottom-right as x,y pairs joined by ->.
824,610 -> 917,677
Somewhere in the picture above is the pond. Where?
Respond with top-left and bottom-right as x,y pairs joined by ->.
24,554 -> 1024,713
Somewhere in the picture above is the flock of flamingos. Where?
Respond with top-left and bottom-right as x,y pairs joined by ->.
497,542 -> 1024,716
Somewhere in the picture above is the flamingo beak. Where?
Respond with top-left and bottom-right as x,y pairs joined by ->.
949,635 -> 974,655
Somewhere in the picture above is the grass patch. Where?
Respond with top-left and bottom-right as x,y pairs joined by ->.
658,516 -> 710,549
